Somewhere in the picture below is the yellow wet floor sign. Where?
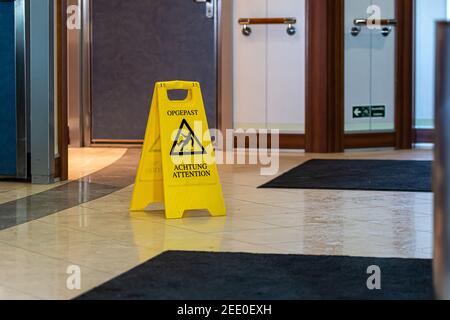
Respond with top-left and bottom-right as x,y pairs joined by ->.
130,81 -> 226,219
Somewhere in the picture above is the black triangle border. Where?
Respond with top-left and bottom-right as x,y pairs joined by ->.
170,119 -> 207,156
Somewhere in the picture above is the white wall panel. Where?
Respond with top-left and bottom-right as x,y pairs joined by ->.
233,0 -> 267,129
233,0 -> 306,133
267,0 -> 305,132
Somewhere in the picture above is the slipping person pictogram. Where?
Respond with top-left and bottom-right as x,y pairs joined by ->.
170,119 -> 207,156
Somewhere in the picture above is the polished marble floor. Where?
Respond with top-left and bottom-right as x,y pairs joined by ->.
0,147 -> 434,300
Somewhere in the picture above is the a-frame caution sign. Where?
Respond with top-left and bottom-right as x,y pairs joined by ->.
130,81 -> 226,219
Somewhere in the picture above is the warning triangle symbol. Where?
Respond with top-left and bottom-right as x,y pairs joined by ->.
170,119 -> 207,156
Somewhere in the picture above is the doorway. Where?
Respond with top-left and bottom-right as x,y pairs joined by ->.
344,0 -> 396,134
343,0 -> 412,149
230,0 -> 413,151
67,0 -> 220,145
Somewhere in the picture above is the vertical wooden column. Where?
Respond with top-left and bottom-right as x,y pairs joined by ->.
305,0 -> 344,153
395,0 -> 414,150
218,0 -> 234,134
57,0 -> 69,181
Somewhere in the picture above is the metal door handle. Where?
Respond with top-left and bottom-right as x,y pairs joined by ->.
351,18 -> 397,37
238,17 -> 297,36
194,0 -> 214,19
353,18 -> 397,26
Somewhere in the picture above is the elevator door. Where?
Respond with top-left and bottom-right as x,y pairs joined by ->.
345,0 -> 396,133
0,1 -> 17,176
91,0 -> 217,142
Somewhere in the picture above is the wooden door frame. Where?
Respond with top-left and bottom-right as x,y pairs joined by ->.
395,0 -> 414,149
221,0 -> 414,152
56,0 -> 69,180
305,0 -> 414,152
305,0 -> 345,153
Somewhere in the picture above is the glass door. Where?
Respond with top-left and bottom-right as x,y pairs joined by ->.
344,0 -> 396,134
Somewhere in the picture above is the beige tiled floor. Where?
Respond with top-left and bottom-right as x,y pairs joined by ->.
0,148 -> 127,205
68,147 -> 128,180
0,147 -> 434,299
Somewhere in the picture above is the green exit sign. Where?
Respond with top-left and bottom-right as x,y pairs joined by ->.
353,105 -> 386,119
